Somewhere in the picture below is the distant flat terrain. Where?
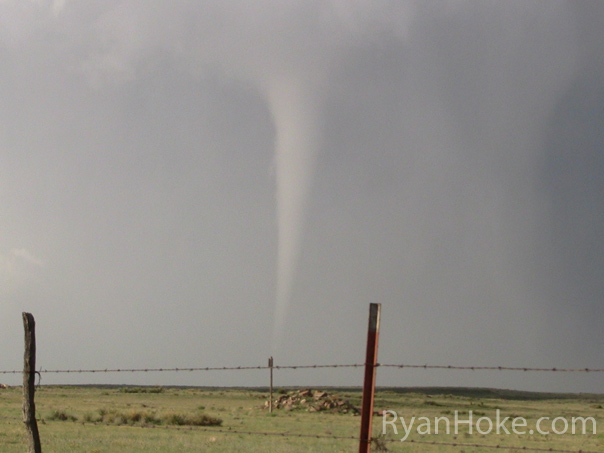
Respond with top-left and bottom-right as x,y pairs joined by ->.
0,386 -> 602,452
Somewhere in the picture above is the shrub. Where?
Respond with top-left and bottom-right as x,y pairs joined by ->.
98,409 -> 160,425
161,412 -> 222,427
47,409 -> 77,422
82,412 -> 102,423
119,387 -> 164,394
91,408 -> 220,426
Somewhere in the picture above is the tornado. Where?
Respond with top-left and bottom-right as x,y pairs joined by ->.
267,76 -> 321,350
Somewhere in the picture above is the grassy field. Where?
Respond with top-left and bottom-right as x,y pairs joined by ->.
0,385 -> 603,452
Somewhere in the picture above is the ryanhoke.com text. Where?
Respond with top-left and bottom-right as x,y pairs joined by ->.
383,410 -> 596,442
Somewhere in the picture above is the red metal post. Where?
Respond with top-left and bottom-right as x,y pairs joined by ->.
359,303 -> 381,453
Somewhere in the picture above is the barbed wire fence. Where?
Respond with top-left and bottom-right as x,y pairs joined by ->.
5,311 -> 604,452
3,362 -> 603,452
4,362 -> 604,375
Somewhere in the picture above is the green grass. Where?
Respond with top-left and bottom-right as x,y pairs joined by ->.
0,385 -> 603,451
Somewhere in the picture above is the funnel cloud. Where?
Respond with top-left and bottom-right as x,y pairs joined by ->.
268,77 -> 321,349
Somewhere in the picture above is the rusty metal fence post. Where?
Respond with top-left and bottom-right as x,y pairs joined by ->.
359,303 -> 381,453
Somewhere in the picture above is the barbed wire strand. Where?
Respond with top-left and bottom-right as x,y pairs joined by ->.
380,364 -> 604,372
0,364 -> 362,374
2,363 -> 604,374
144,424 -> 358,441
384,437 -> 602,453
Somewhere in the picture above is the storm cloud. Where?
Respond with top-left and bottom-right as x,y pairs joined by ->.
0,1 -> 602,392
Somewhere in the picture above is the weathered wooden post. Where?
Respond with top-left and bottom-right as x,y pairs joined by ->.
22,312 -> 41,453
359,303 -> 381,453
268,356 -> 274,413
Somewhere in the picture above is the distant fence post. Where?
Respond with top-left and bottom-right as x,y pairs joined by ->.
359,303 -> 381,453
22,312 -> 41,453
268,357 -> 274,413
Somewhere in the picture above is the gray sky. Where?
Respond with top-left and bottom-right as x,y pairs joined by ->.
1,0 -> 603,392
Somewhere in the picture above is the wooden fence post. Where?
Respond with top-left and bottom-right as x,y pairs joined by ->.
22,312 -> 41,453
359,303 -> 381,453
269,357 -> 274,413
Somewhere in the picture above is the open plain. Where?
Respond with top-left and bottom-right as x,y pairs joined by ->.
1,386 -> 603,452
